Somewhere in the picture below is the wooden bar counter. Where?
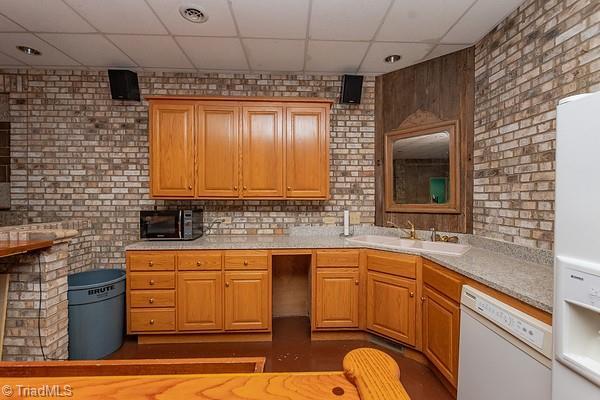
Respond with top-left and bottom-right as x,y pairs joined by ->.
0,348 -> 410,400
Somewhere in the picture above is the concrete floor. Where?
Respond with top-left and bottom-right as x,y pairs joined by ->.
110,317 -> 453,400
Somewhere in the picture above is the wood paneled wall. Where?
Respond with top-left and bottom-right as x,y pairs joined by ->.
375,47 -> 475,233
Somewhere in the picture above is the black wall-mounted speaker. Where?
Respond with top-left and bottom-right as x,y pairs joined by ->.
340,74 -> 363,104
108,69 -> 140,101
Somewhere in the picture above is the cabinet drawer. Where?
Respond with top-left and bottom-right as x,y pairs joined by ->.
423,260 -> 462,303
178,251 -> 223,271
224,251 -> 269,270
129,272 -> 175,290
316,250 -> 360,267
130,309 -> 175,332
128,252 -> 175,271
130,290 -> 175,308
366,250 -> 417,279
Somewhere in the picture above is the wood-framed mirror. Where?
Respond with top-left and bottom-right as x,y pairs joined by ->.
384,120 -> 460,214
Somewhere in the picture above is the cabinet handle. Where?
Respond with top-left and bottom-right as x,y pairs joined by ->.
243,260 -> 249,266
287,186 -> 292,191
149,298 -> 154,304
149,279 -> 155,286
421,296 -> 426,302
148,261 -> 153,267
243,186 -> 247,190
410,292 -> 415,298
188,185 -> 193,190
355,280 -> 359,285
149,319 -> 155,325
196,261 -> 203,266
234,186 -> 238,190
225,282 -> 230,287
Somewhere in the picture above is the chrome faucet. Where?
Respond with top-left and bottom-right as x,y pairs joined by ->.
430,227 -> 437,242
387,220 -> 416,240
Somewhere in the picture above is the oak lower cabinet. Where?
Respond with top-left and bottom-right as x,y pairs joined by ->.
177,271 -> 223,331
314,269 -> 359,329
224,271 -> 270,331
366,271 -> 417,346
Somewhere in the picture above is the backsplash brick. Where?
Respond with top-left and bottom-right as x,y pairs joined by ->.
473,0 -> 599,250
0,70 -> 375,267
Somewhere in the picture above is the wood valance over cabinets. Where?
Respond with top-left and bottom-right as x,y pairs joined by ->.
148,96 -> 332,200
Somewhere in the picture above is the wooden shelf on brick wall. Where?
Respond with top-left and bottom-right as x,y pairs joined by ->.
148,96 -> 331,200
0,239 -> 53,258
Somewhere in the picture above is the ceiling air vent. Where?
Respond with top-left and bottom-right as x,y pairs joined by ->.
179,5 -> 208,23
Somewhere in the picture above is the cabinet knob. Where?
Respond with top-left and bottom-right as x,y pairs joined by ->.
225,282 -> 230,287
196,261 -> 203,266
149,298 -> 154,304
148,261 -> 153,267
410,292 -> 415,298
421,296 -> 426,302
243,260 -> 249,266
234,186 -> 238,190
287,186 -> 292,191
355,280 -> 359,285
188,185 -> 193,190
149,279 -> 155,285
243,186 -> 247,190
149,319 -> 155,325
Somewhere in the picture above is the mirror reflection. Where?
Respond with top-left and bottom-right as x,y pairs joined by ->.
392,131 -> 450,205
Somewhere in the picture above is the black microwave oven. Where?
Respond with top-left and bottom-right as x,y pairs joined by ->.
139,210 -> 203,241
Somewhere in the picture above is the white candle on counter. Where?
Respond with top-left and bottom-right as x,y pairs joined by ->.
343,209 -> 350,236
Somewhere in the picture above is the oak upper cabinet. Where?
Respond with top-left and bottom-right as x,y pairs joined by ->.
366,271 -> 417,346
196,104 -> 240,197
241,106 -> 284,197
285,106 -> 329,198
224,271 -> 270,331
177,271 -> 223,331
149,101 -> 195,197
315,269 -> 359,329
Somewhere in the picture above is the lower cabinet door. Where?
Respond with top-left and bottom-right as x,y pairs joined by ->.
177,271 -> 223,331
422,285 -> 460,387
315,269 -> 359,329
366,271 -> 416,346
224,271 -> 270,331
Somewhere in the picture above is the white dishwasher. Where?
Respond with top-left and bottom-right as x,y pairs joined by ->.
457,285 -> 553,400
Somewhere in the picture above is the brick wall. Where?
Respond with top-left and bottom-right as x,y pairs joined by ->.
0,70 -> 375,267
473,0 -> 599,249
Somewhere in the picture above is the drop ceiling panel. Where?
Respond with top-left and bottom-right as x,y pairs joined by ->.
443,0 -> 524,43
0,14 -> 25,32
0,0 -> 95,33
146,0 -> 236,36
360,42 -> 433,73
0,33 -> 80,66
376,0 -> 473,42
306,41 -> 368,73
0,52 -> 23,66
309,0 -> 392,41
107,35 -> 193,68
243,39 -> 304,72
176,37 -> 248,70
65,0 -> 167,34
39,34 -> 135,67
231,0 -> 309,39
424,44 -> 470,61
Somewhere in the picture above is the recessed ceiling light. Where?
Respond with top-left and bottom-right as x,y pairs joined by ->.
179,4 -> 208,23
384,54 -> 402,64
17,45 -> 41,56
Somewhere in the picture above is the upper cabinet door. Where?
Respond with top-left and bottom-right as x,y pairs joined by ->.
241,106 -> 284,197
150,102 -> 195,197
196,105 -> 240,197
286,107 -> 329,198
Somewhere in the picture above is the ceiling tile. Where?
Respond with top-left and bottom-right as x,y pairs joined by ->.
243,39 -> 304,72
107,35 -> 193,68
39,34 -> 135,67
309,0 -> 392,41
376,0 -> 472,42
306,41 -> 368,73
65,0 -> 167,34
146,0 -> 236,36
359,42 -> 433,73
0,33 -> 80,66
423,44 -> 470,61
443,0 -> 524,43
231,0 -> 309,39
176,37 -> 247,70
0,51 -> 24,66
0,0 -> 95,33
0,14 -> 25,32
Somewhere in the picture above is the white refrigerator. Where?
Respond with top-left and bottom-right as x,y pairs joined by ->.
553,91 -> 600,399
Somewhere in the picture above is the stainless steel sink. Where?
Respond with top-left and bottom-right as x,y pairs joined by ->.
346,235 -> 470,256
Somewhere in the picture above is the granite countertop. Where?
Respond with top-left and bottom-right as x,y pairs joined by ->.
126,229 -> 553,314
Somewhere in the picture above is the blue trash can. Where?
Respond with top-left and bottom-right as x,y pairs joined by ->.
67,269 -> 126,359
